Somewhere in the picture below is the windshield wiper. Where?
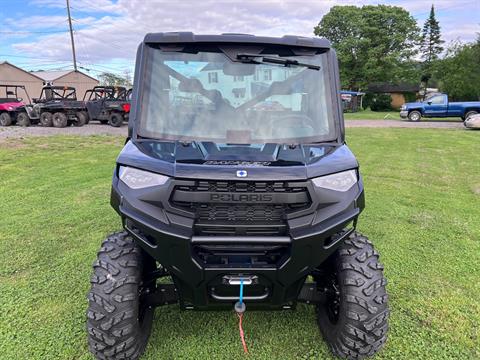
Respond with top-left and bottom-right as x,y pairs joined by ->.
236,53 -> 320,70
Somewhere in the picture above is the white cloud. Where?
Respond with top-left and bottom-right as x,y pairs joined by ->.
8,0 -> 479,69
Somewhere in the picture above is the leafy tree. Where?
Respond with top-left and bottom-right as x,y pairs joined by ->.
98,72 -> 131,87
434,39 -> 480,101
314,5 -> 420,90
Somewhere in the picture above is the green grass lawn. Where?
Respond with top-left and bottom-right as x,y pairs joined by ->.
0,129 -> 479,360
343,109 -> 464,121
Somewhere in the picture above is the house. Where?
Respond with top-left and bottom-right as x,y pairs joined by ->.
0,61 -> 98,102
367,82 -> 420,109
0,61 -> 45,102
169,62 -> 303,109
30,69 -> 98,99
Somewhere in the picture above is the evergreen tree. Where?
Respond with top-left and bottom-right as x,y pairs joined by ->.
419,5 -> 444,97
420,5 -> 444,63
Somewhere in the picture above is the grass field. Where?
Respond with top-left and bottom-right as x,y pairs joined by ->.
343,109 -> 463,121
0,129 -> 479,360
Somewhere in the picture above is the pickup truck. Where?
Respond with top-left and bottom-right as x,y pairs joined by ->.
400,93 -> 480,121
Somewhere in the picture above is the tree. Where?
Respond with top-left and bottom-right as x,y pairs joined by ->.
419,5 -> 444,97
314,5 -> 420,90
98,72 -> 131,87
420,5 -> 444,64
434,39 -> 480,101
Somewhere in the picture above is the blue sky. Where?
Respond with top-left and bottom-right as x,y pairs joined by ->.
1,0 -> 479,78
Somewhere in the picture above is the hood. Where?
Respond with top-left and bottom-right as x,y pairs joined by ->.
116,140 -> 358,181
404,101 -> 423,108
0,101 -> 24,110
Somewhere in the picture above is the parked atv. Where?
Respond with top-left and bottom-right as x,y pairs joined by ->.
0,85 -> 31,126
83,86 -> 130,127
87,33 -> 389,360
14,86 -> 87,127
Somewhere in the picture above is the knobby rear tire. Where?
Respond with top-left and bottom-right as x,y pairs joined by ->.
16,112 -> 31,127
52,112 -> 68,128
0,112 -> 12,126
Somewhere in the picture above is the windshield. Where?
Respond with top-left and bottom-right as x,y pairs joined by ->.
139,45 -> 336,143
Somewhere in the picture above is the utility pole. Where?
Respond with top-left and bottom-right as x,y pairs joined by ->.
66,0 -> 77,71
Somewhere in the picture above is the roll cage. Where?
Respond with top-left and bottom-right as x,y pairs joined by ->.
83,86 -> 128,101
0,84 -> 31,104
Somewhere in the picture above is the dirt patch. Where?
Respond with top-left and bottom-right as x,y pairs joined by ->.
471,185 -> 480,195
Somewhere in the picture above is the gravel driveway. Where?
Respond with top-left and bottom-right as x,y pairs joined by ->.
346,119 -> 464,129
0,119 -> 466,142
0,123 -> 127,141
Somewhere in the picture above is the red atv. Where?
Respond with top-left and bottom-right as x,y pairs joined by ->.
0,85 -> 31,126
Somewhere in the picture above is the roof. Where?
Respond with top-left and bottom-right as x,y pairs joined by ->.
0,61 -> 45,81
31,70 -> 71,81
201,62 -> 224,71
30,69 -> 98,83
368,82 -> 420,93
144,32 -> 331,49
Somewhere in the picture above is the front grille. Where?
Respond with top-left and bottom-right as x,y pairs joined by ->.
171,180 -> 311,236
186,181 -> 305,193
196,204 -> 285,222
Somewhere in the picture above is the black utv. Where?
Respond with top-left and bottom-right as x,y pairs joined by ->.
87,33 -> 389,360
83,86 -> 130,127
15,86 -> 87,127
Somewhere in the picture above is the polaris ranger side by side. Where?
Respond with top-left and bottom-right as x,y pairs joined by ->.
87,33 -> 389,360
15,86 -> 87,127
83,86 -> 131,127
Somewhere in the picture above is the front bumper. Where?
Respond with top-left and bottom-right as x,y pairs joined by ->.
110,174 -> 364,310
400,110 -> 408,118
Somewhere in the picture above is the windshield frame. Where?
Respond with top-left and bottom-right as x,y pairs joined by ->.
131,42 -> 342,145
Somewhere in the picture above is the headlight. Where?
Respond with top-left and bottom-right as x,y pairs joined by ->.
312,170 -> 357,192
400,105 -> 406,111
7,106 -> 13,111
119,166 -> 169,189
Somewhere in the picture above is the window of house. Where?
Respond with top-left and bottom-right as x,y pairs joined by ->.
232,88 -> 246,98
208,72 -> 218,83
234,75 -> 244,82
263,69 -> 272,81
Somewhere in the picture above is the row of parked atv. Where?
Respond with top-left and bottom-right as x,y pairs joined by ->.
0,84 -> 131,128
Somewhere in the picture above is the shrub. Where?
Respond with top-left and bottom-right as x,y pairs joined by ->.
370,94 -> 392,111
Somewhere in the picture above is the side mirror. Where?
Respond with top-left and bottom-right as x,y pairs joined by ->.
427,101 -> 432,105
17,97 -> 23,102
32,98 -> 39,103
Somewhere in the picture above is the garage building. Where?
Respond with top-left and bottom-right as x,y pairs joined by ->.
0,61 -> 98,102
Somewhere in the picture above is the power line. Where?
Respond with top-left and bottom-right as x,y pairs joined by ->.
0,30 -> 69,34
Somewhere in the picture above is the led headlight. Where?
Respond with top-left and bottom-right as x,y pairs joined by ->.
119,166 -> 169,189
312,170 -> 357,192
